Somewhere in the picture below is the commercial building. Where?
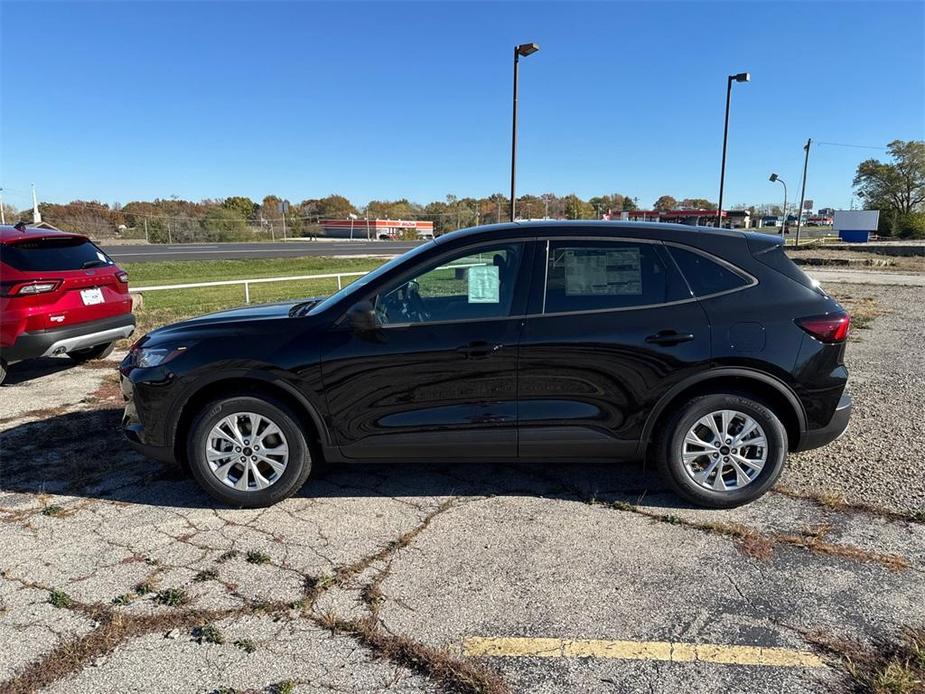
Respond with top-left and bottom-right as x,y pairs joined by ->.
608,208 -> 750,228
319,219 -> 435,240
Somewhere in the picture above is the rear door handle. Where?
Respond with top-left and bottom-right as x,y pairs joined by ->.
457,341 -> 502,358
645,330 -> 695,346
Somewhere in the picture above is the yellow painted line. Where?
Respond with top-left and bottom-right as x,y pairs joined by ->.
463,636 -> 825,668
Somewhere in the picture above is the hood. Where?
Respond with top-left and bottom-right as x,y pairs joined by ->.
144,298 -> 323,343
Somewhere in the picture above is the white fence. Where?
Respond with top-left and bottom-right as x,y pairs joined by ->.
132,271 -> 368,304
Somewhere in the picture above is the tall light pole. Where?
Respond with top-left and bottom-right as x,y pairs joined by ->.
0,188 -> 5,225
510,42 -> 539,222
795,138 -> 812,246
769,173 -> 787,236
716,72 -> 750,228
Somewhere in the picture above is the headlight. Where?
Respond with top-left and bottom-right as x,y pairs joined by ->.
132,345 -> 187,368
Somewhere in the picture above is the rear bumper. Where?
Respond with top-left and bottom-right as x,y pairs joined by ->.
793,392 -> 852,452
0,313 -> 135,363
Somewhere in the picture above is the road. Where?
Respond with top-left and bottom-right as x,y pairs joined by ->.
808,268 -> 925,286
99,240 -> 425,263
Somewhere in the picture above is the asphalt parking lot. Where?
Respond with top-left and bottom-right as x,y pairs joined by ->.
1,281 -> 923,694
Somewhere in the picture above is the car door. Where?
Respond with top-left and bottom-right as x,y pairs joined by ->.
517,236 -> 711,459
320,240 -> 532,460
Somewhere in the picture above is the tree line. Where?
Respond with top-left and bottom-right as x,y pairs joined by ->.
8,139 -> 921,241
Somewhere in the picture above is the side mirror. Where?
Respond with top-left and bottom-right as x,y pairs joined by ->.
346,300 -> 380,332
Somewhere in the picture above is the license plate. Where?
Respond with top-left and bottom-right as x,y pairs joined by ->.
80,288 -> 104,306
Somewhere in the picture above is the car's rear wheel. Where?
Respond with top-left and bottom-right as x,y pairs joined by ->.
0,359 -> 7,385
68,341 -> 116,363
656,393 -> 787,508
187,395 -> 311,508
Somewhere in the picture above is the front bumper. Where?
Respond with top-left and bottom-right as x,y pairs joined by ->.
793,392 -> 853,452
120,369 -> 179,464
1,313 -> 135,363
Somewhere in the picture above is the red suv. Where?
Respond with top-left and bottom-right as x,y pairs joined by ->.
0,224 -> 135,384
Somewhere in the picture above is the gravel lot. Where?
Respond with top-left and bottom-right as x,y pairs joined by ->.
787,283 -> 925,515
0,279 -> 922,694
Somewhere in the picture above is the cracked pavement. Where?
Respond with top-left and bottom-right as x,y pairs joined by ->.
1,283 -> 923,693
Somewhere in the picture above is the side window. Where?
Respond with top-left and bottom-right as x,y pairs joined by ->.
668,246 -> 751,297
544,241 -> 685,313
376,243 -> 523,325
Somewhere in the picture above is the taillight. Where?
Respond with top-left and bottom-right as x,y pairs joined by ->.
795,312 -> 850,343
0,280 -> 61,297
117,271 -> 129,283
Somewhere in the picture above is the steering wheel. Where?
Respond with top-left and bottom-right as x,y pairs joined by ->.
379,280 -> 430,324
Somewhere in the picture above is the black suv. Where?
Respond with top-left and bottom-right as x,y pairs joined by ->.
120,222 -> 852,508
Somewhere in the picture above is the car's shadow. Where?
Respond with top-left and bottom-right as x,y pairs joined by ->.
0,407 -> 688,511
1,357 -> 79,386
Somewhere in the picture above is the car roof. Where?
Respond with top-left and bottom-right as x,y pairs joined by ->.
434,220 -> 758,245
0,225 -> 88,245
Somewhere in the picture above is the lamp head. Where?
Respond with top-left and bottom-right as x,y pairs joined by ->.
732,72 -> 750,83
769,173 -> 779,182
516,43 -> 540,57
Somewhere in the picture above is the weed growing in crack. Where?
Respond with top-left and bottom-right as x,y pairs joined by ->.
233,638 -> 256,653
112,593 -> 135,606
245,550 -> 271,565
192,624 -> 224,645
217,550 -> 240,563
661,514 -> 683,525
48,590 -> 73,609
807,627 -> 925,694
269,680 -> 295,694
194,568 -> 219,582
155,588 -> 190,607
41,505 -> 64,517
134,581 -> 156,596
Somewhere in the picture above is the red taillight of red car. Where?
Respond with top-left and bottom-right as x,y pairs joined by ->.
795,312 -> 850,343
0,280 -> 62,297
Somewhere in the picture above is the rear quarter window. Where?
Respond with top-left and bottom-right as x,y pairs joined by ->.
0,237 -> 114,271
667,246 -> 752,297
753,246 -> 820,291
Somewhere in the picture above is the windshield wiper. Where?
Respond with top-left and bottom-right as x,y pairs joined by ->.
81,259 -> 107,268
289,299 -> 320,317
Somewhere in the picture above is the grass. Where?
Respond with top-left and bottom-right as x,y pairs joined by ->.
192,623 -> 225,645
808,627 -> 925,694
48,590 -> 73,609
125,256 -> 386,333
154,588 -> 190,607
233,638 -> 256,653
245,550 -> 271,565
193,568 -> 219,583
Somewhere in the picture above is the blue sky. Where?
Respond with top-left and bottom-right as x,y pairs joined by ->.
1,1 -> 923,212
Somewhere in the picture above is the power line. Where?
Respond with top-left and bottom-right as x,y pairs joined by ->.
815,141 -> 888,150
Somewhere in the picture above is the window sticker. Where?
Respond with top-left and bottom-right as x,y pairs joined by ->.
467,265 -> 500,303
562,248 -> 642,296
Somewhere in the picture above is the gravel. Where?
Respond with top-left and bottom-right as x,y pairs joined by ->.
785,282 -> 925,515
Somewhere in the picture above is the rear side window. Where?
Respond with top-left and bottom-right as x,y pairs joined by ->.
753,246 -> 819,291
0,237 -> 114,271
668,246 -> 751,297
544,241 -> 687,313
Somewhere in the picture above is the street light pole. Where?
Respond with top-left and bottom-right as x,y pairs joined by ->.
510,42 -> 539,223
769,173 -> 787,236
795,138 -> 812,246
717,72 -> 750,228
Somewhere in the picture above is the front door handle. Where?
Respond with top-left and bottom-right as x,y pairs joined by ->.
645,330 -> 695,346
457,341 -> 502,358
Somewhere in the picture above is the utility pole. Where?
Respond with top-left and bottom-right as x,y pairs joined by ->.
0,188 -> 5,225
795,138 -> 812,247
144,216 -> 149,242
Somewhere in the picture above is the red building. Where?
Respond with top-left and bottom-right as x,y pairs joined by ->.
320,219 -> 435,240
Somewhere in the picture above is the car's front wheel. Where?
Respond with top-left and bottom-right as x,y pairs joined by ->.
656,393 -> 787,508
187,395 -> 312,508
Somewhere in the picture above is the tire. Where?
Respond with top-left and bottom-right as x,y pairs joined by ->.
68,341 -> 116,363
186,395 -> 312,508
655,393 -> 787,509
0,359 -> 6,385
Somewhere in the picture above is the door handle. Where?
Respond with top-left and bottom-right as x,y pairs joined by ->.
645,330 -> 695,346
457,341 -> 502,358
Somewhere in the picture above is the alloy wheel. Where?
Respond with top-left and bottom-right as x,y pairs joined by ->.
681,409 -> 768,492
205,412 -> 290,491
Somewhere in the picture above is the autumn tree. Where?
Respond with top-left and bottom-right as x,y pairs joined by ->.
654,195 -> 678,211
854,140 -> 925,237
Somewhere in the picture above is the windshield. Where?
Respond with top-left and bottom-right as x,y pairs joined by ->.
308,240 -> 436,315
0,237 -> 114,271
